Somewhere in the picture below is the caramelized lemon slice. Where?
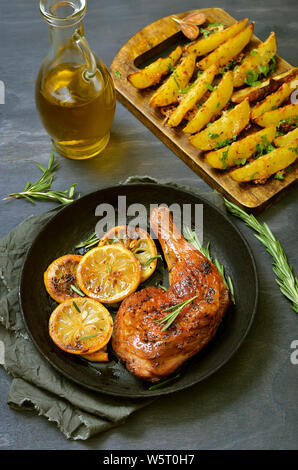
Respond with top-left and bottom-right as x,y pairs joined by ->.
48,297 -> 113,355
44,254 -> 83,303
76,245 -> 141,303
81,346 -> 109,362
99,225 -> 158,282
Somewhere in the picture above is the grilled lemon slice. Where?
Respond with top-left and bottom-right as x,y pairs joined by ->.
99,225 -> 158,282
81,346 -> 109,362
48,297 -> 113,355
44,254 -> 83,303
76,245 -> 141,303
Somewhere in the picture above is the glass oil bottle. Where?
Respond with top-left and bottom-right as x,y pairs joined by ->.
36,0 -> 116,159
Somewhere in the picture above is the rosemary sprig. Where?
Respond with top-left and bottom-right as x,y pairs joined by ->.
184,226 -> 235,303
70,284 -> 85,297
155,295 -> 199,331
78,333 -> 99,342
148,373 -> 181,391
75,232 -> 99,249
224,199 -> 298,313
106,261 -> 114,274
159,285 -> 168,292
214,258 -> 235,304
4,152 -> 78,204
184,226 -> 212,260
143,255 -> 162,266
72,300 -> 81,313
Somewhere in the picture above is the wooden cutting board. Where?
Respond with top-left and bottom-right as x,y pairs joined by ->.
110,8 -> 297,212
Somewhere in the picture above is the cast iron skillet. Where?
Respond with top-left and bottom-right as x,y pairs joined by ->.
19,183 -> 258,398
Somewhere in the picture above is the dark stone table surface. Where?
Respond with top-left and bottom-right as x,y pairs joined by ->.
0,0 -> 297,450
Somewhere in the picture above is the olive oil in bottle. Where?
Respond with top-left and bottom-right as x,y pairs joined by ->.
36,0 -> 116,159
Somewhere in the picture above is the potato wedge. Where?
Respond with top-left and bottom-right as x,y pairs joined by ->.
251,76 -> 298,121
167,64 -> 217,127
183,71 -> 234,134
231,79 -> 275,103
273,68 -> 298,83
233,32 -> 277,87
149,53 -> 196,107
186,18 -> 248,56
230,143 -> 298,182
274,128 -> 298,147
205,126 -> 276,169
254,103 -> 298,127
197,23 -> 254,71
189,99 -> 250,151
231,68 -> 298,103
127,46 -> 183,89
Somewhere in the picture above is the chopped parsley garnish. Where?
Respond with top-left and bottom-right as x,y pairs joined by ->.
220,149 -> 229,169
289,146 -> 298,154
250,172 -> 259,180
274,172 -> 285,180
244,56 -> 277,87
114,71 -> 121,78
245,69 -> 261,87
276,116 -> 298,136
201,22 -> 224,38
253,135 -> 275,159
215,135 -> 237,150
178,83 -> 194,94
274,164 -> 295,180
201,28 -> 211,39
206,82 -> 217,92
233,157 -> 247,166
258,55 -> 277,77
281,117 -> 298,126
220,58 -> 238,75
208,132 -> 220,139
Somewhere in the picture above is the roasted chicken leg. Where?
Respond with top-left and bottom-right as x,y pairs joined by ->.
112,206 -> 230,382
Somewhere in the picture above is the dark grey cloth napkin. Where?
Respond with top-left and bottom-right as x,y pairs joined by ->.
0,177 -> 224,440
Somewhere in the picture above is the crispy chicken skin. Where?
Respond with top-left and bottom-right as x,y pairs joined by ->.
112,207 -> 230,382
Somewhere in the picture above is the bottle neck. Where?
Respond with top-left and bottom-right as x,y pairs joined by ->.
47,22 -> 97,79
40,0 -> 86,27
48,22 -> 83,54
